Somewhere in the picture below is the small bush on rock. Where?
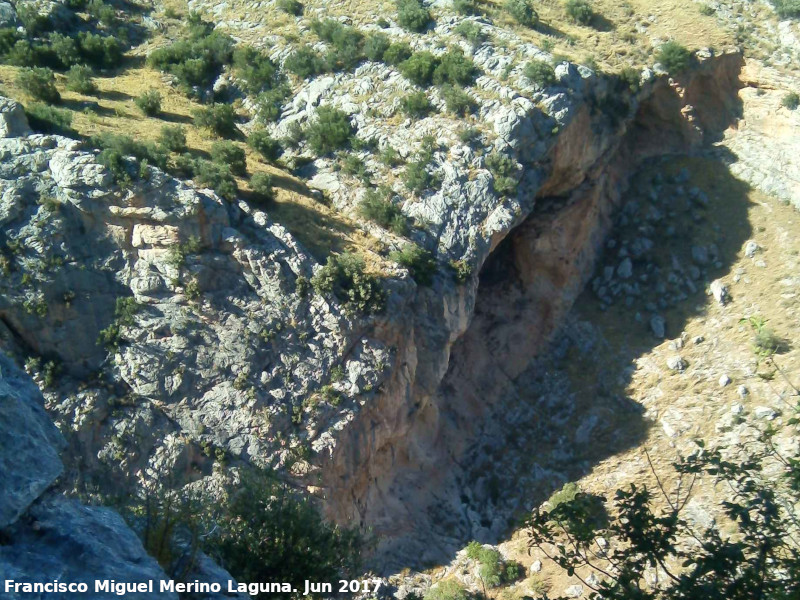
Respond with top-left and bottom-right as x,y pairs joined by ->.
770,0 -> 800,18
305,106 -> 353,155
782,92 -> 799,110
433,47 -> 477,86
399,51 -> 440,87
454,21 -> 486,45
284,45 -> 326,78
192,159 -> 238,200
17,67 -> 60,103
657,41 -> 692,74
311,252 -> 385,314
424,580 -> 468,600
364,32 -> 391,62
358,188 -> 407,235
486,152 -> 518,196
453,0 -> 477,15
396,0 -> 432,32
383,42 -> 413,66
440,84 -> 475,115
210,141 -> 247,176
401,90 -> 433,118
505,0 -> 538,27
391,244 -> 436,286
523,59 -> 556,87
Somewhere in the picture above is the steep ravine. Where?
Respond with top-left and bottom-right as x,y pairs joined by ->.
320,51 -> 745,570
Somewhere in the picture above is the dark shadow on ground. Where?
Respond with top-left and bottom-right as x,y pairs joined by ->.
159,111 -> 194,124
95,89 -> 133,102
62,99 -> 116,117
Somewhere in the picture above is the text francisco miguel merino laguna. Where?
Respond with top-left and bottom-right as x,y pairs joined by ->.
5,578 -> 383,596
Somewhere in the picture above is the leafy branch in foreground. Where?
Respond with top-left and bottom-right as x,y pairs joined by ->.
528,406 -> 800,599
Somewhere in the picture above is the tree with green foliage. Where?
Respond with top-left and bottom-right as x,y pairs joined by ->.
364,32 -> 391,62
284,45 -> 326,78
770,0 -> 800,18
193,103 -> 238,138
565,0 -> 594,24
399,51 -> 440,87
401,90 -> 433,118
396,0 -> 432,32
278,0 -> 304,15
158,125 -> 187,153
250,172 -> 274,202
391,244 -> 437,286
358,188 -> 408,235
233,46 -> 281,94
656,41 -> 692,74
528,410 -> 800,600
192,159 -> 238,200
135,89 -> 162,116
311,252 -> 385,314
248,129 -> 282,161
65,65 -> 97,94
383,42 -> 413,66
524,59 -> 556,87
433,48 -> 478,86
210,141 -> 247,176
305,106 -> 353,155
455,21 -> 487,46
505,0 -> 538,27
17,67 -> 60,103
486,152 -> 518,196
440,84 -> 475,115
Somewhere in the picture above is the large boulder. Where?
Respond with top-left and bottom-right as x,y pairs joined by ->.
0,97 -> 31,138
0,353 -> 64,528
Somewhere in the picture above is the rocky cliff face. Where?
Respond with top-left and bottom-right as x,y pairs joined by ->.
0,45 -> 744,571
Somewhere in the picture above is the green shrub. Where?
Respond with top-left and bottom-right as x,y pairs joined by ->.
25,103 -> 74,136
401,90 -> 433,118
233,46 -> 281,94
88,0 -> 117,27
305,106 -> 353,155
49,33 -> 81,69
210,141 -> 247,176
454,21 -> 486,45
76,32 -> 123,70
453,0 -> 477,15
250,172 -> 274,201
565,0 -> 593,24
255,86 -> 290,123
391,244 -> 436,286
399,51 -> 440,87
202,472 -> 362,593
396,0 -> 432,32
16,3 -> 51,35
449,258 -> 472,283
547,481 -> 579,508
340,154 -> 369,180
656,41 -> 692,74
404,159 -> 435,193
147,18 -> 234,93
486,152 -> 518,196
459,126 -> 481,144
364,32 -> 391,62
192,158 -> 238,200
440,84 -> 475,115
278,0 -> 304,15
93,133 -> 168,181
358,188 -> 407,235
193,103 -> 238,138
523,59 -> 556,87
424,580 -> 468,600
17,68 -> 60,103
380,146 -> 404,167
782,92 -> 799,110
311,252 -> 385,314
618,66 -> 641,92
0,27 -> 20,55
158,125 -> 187,153
311,19 -> 365,71
284,45 -> 326,78
383,42 -> 413,66
65,65 -> 97,94
505,0 -> 538,27
98,297 -> 141,349
770,0 -> 800,18
433,48 -> 477,85
135,89 -> 162,116
248,129 -> 282,161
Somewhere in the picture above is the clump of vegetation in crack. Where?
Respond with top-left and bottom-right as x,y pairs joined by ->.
505,0 -> 538,27
305,106 -> 354,156
358,187 -> 409,235
404,135 -> 440,193
523,59 -> 556,87
401,90 -> 434,118
98,297 -> 141,350
390,244 -> 437,286
311,252 -> 385,314
782,92 -> 799,110
92,133 -> 168,184
486,152 -> 519,196
424,580 -> 470,600
396,0 -> 433,32
770,0 -> 800,18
